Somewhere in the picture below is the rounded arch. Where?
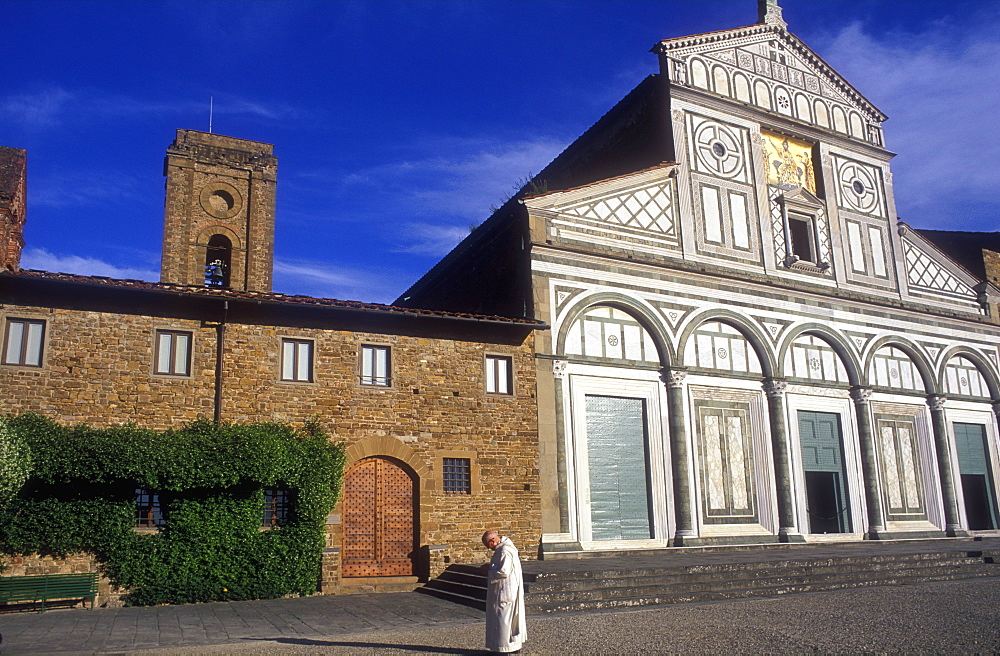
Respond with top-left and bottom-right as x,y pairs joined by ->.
712,65 -> 731,97
832,105 -> 848,134
777,323 -> 862,385
675,309 -> 777,378
344,435 -> 429,480
794,93 -> 812,123
814,100 -> 830,128
848,111 -> 866,138
733,72 -> 752,103
862,335 -> 937,394
754,79 -> 773,110
690,58 -> 710,90
556,293 -> 674,366
773,85 -> 793,116
196,224 -> 243,249
937,346 -> 1000,400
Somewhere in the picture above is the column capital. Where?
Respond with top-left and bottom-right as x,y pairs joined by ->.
927,394 -> 948,412
850,386 -> 873,404
661,368 -> 688,388
551,359 -> 568,380
763,379 -> 787,397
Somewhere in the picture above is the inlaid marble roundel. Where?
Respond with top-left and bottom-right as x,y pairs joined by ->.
694,121 -> 744,179
838,161 -> 880,214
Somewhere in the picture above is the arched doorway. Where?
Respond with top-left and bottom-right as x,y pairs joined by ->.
342,456 -> 417,577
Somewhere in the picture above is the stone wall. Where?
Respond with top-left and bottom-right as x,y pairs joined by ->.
0,299 -> 541,592
1,553 -> 124,608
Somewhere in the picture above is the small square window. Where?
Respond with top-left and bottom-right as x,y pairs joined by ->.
154,330 -> 192,376
262,488 -> 291,527
281,339 -> 313,382
2,318 -> 45,367
485,355 -> 513,395
135,488 -> 165,528
361,345 -> 391,386
442,458 -> 471,495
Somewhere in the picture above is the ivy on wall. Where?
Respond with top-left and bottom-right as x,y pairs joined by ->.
0,414 -> 345,606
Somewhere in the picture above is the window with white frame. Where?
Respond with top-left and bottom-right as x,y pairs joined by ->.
485,354 -> 513,395
154,330 -> 192,376
360,345 -> 391,386
2,318 -> 45,367
281,338 -> 313,382
787,212 -> 817,263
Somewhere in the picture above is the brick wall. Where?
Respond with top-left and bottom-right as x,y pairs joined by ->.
0,298 -> 541,591
0,146 -> 27,271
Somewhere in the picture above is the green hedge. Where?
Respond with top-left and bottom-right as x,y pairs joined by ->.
0,414 -> 345,606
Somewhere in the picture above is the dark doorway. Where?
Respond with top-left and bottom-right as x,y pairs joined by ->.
954,423 -> 998,531
804,471 -> 847,533
798,410 -> 851,534
961,474 -> 996,530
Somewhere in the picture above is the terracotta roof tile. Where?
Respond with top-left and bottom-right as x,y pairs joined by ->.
3,269 -> 545,326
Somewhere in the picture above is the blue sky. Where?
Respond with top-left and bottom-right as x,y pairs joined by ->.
4,0 -> 998,304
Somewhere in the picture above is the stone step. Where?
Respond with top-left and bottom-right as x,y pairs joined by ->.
526,554 -> 982,592
418,542 -> 1000,612
528,569 -> 1000,613
535,552 -> 982,582
525,562 -> 996,604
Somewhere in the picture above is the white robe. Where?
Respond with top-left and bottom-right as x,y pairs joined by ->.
485,536 -> 526,653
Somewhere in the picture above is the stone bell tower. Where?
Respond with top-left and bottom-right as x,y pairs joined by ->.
160,130 -> 277,292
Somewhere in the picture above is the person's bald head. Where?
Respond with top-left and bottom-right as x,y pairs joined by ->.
482,530 -> 501,550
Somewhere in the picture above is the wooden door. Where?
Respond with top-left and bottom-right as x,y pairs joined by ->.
342,457 -> 416,577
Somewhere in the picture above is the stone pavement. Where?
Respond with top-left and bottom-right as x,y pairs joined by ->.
2,536 -> 999,654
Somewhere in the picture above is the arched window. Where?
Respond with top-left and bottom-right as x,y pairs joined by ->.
204,234 -> 232,288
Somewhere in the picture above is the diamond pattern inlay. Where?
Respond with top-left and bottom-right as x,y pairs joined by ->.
563,182 -> 676,235
904,243 -> 975,294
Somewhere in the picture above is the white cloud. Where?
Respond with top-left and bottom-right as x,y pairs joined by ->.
273,258 -> 410,304
31,168 -> 145,209
393,222 -> 470,256
0,87 -> 73,127
820,13 -> 1000,227
19,247 -> 159,281
0,87 -> 299,129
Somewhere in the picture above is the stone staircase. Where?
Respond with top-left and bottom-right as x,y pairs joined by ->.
418,540 -> 1000,613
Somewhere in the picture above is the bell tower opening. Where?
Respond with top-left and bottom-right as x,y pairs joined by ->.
160,129 -> 277,292
204,234 -> 232,288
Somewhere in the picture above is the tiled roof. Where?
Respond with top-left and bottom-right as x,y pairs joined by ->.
3,269 -> 545,327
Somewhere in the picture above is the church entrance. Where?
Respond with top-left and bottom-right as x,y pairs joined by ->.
798,411 -> 851,534
585,395 -> 654,540
342,456 -> 417,577
954,423 -> 998,530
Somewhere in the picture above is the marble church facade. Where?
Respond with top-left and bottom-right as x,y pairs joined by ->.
397,1 -> 1000,552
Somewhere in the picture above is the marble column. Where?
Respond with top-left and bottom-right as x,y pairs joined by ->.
850,386 -> 885,538
662,368 -> 696,545
763,379 -> 802,542
927,394 -> 966,536
552,359 -> 570,534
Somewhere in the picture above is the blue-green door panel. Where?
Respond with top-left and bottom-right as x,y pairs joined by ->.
586,395 -> 653,540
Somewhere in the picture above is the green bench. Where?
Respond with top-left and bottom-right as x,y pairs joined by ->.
0,573 -> 99,612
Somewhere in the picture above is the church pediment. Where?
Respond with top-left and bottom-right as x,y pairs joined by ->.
654,23 -> 886,145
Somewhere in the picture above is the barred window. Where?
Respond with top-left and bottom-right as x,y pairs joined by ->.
442,458 -> 471,495
3,318 -> 45,367
262,488 -> 291,527
135,488 -> 164,528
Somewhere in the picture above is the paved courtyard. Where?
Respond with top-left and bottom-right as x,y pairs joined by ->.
1,576 -> 999,654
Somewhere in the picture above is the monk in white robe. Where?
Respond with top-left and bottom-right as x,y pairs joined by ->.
482,530 -> 526,653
